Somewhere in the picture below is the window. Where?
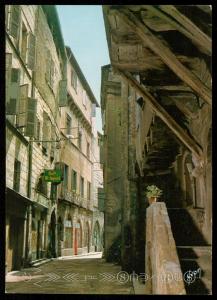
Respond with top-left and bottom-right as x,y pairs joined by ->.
13,159 -> 21,192
80,176 -> 84,198
71,69 -> 77,92
63,164 -> 69,190
36,173 -> 47,197
87,142 -> 90,159
42,112 -> 51,153
8,5 -> 21,40
71,169 -> 77,191
87,182 -> 91,201
21,22 -> 28,63
45,49 -> 55,90
66,114 -> 71,135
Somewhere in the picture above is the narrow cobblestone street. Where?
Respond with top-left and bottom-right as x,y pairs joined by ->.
6,253 -> 134,294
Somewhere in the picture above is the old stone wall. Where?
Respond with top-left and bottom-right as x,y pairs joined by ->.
145,202 -> 186,295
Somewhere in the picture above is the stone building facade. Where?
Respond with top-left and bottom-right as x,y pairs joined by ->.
56,46 -> 104,256
6,5 -> 67,272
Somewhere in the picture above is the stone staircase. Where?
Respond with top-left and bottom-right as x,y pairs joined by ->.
168,208 -> 212,295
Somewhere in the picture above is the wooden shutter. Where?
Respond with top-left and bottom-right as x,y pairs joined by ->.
59,79 -> 67,106
25,97 -> 37,137
7,68 -> 20,115
27,32 -> 36,70
47,118 -> 52,153
9,5 -> 21,39
5,53 -> 12,109
17,84 -> 28,127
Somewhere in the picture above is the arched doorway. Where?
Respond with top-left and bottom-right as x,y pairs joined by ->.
74,220 -> 82,255
93,221 -> 100,252
49,210 -> 56,258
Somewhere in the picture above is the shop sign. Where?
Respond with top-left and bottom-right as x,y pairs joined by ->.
44,169 -> 62,183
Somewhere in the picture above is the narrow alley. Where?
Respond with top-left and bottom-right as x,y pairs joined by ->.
6,253 -> 134,294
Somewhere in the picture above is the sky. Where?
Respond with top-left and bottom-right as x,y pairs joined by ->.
56,5 -> 110,133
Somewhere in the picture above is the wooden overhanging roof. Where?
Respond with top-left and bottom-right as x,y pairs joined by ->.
103,5 -> 212,162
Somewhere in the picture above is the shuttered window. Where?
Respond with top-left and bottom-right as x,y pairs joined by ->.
25,97 -> 37,137
36,118 -> 41,141
45,48 -> 55,90
27,32 -> 36,70
8,5 -> 21,40
59,79 -> 67,107
87,182 -> 91,201
63,164 -> 68,190
80,176 -> 84,198
71,169 -> 77,191
87,142 -> 90,159
17,84 -> 28,128
66,114 -> 71,135
6,68 -> 20,115
21,22 -> 28,63
13,159 -> 21,192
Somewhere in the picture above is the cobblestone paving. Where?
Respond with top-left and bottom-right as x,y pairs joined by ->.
5,253 -> 134,294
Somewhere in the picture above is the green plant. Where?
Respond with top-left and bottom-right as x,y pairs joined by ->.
146,185 -> 163,198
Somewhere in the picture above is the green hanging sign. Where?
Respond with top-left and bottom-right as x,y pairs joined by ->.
44,169 -> 62,183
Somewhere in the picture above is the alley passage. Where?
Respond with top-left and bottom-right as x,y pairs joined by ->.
6,253 -> 134,294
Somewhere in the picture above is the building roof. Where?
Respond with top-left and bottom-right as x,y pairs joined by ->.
66,46 -> 100,107
42,5 -> 66,61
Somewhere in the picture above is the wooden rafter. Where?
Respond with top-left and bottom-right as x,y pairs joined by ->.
114,68 -> 203,161
109,8 -> 212,107
145,5 -> 211,56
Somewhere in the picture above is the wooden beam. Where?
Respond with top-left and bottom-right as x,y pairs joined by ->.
114,68 -> 203,161
109,8 -> 212,107
146,5 -> 211,56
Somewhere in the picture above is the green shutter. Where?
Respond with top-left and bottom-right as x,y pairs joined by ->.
9,5 -> 21,39
17,84 -> 28,127
27,32 -> 36,70
7,68 -> 20,115
25,97 -> 37,137
59,79 -> 67,106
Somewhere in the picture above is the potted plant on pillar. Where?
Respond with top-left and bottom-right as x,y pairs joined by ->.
146,185 -> 163,205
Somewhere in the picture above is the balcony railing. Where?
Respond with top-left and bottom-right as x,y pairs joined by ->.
59,188 -> 93,211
